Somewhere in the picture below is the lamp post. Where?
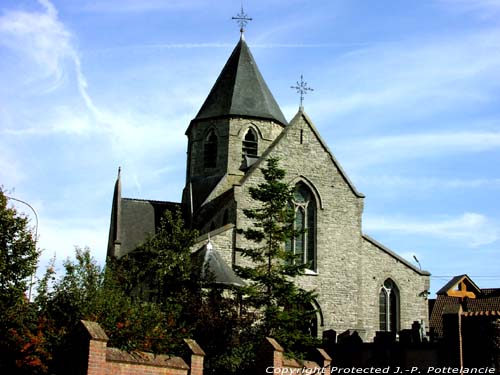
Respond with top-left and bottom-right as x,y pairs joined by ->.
5,195 -> 39,302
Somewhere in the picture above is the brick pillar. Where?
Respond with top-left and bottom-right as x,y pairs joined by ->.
260,337 -> 284,372
80,320 -> 109,375
184,339 -> 205,375
314,348 -> 332,372
441,305 -> 462,367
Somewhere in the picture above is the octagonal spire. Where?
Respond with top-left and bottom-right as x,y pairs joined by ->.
195,38 -> 287,126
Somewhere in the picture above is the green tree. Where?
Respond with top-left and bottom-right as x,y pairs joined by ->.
0,188 -> 49,375
0,189 -> 39,304
235,158 -> 320,355
108,208 -> 204,355
36,247 -> 183,373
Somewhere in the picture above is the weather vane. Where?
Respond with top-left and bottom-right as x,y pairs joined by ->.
232,5 -> 252,34
291,75 -> 314,107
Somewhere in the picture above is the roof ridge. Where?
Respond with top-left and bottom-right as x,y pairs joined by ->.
121,197 -> 180,205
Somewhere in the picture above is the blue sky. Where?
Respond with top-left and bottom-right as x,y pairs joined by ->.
1,0 -> 500,296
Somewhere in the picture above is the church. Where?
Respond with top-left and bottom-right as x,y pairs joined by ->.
107,28 -> 430,342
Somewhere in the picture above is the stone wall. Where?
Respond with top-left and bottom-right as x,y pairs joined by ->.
190,108 -> 430,342
235,111 -> 366,337
185,117 -> 283,207
360,236 -> 430,340
232,110 -> 430,340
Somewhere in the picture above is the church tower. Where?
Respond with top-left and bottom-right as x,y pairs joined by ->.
183,34 -> 287,220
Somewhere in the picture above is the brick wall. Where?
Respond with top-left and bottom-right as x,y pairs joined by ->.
257,337 -> 332,374
79,320 -> 204,375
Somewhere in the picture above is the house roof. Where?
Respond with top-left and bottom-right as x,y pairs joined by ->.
429,275 -> 500,338
436,274 -> 482,296
194,36 -> 287,126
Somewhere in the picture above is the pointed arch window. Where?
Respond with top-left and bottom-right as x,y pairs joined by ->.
204,130 -> 218,168
379,279 -> 400,333
286,182 -> 316,270
242,128 -> 258,157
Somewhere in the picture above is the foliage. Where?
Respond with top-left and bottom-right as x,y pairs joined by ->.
35,209 -> 199,373
108,211 -> 201,352
113,209 -> 198,304
235,157 -> 320,356
0,188 -> 48,375
192,288 -> 259,375
0,189 -> 39,305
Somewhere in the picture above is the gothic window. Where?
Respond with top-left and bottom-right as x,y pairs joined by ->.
242,128 -> 258,157
204,130 -> 218,168
286,182 -> 316,270
379,279 -> 399,333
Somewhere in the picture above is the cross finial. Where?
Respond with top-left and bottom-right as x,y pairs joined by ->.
291,75 -> 314,108
232,5 -> 252,35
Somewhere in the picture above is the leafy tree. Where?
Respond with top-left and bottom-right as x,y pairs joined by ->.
235,158 -> 320,355
113,209 -> 198,305
0,189 -> 39,304
0,188 -> 49,375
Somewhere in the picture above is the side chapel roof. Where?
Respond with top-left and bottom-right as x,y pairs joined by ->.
191,239 -> 246,288
107,169 -> 181,258
194,36 -> 288,126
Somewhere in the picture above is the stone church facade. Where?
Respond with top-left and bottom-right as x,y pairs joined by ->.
108,34 -> 430,342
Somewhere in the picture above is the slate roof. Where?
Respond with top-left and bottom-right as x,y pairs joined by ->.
194,36 -> 287,126
191,240 -> 246,287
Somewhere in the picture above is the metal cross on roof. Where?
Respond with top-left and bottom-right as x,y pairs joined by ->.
291,75 -> 314,107
232,5 -> 252,34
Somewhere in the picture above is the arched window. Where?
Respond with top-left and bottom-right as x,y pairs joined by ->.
286,182 -> 316,270
379,279 -> 399,333
204,130 -> 218,168
242,128 -> 258,157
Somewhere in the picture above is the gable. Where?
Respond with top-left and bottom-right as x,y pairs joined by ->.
240,108 -> 364,199
436,274 -> 481,298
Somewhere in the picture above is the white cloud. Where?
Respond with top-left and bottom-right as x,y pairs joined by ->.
339,131 -> 500,169
353,175 -> 500,190
0,152 -> 26,187
37,216 -> 109,274
439,0 -> 500,18
80,0 -> 206,13
0,0 -> 73,91
308,28 -> 500,123
365,212 -> 500,247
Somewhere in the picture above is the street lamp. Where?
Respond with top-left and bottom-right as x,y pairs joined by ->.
5,195 -> 39,302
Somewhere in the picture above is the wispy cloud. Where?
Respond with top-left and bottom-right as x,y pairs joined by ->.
353,175 -> 500,191
91,42 -> 370,53
308,28 -> 500,124
0,0 -> 72,92
0,0 -> 187,158
37,215 -> 109,274
365,212 -> 500,247
80,0 -> 206,13
439,0 -> 500,19
339,131 -> 500,169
